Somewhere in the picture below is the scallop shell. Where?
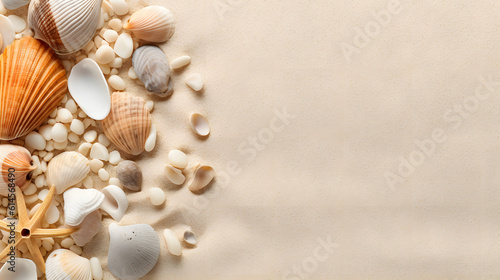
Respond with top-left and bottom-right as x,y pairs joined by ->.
70,209 -> 102,246
132,45 -> 173,95
63,188 -> 104,226
102,92 -> 152,155
0,257 -> 37,280
188,165 -> 215,192
189,113 -> 210,137
0,145 -> 35,196
123,6 -> 175,43
3,0 -> 30,10
108,223 -> 160,280
28,0 -> 102,55
100,185 -> 128,222
0,37 -> 67,140
46,152 -> 90,194
46,249 -> 92,280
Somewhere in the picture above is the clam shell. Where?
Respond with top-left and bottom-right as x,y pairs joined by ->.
0,145 -> 35,196
28,0 -> 102,55
102,92 -> 152,155
46,152 -> 90,194
100,185 -> 128,222
0,15 -> 14,53
0,37 -> 67,140
132,45 -> 173,95
46,249 -> 92,280
124,6 -> 175,43
3,0 -> 30,10
108,223 -> 160,280
188,165 -> 215,192
189,113 -> 210,137
70,209 -> 102,246
63,188 -> 104,226
0,258 -> 37,280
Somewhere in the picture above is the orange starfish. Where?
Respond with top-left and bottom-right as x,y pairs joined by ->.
0,185 -> 75,273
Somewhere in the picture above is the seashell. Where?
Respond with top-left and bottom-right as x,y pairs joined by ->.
0,145 -> 36,196
183,228 -> 197,246
0,37 -> 66,140
189,113 -> 211,137
132,45 -> 173,96
63,188 -> 104,226
68,59 -> 110,120
108,223 -> 160,280
28,0 -> 103,55
46,249 -> 92,280
46,151 -> 90,194
100,185 -> 128,222
188,165 -> 215,192
116,160 -> 142,191
3,0 -> 30,10
165,164 -> 185,185
0,15 -> 14,53
102,92 -> 152,155
70,209 -> 102,246
163,229 -> 181,256
0,257 -> 37,280
123,6 -> 175,43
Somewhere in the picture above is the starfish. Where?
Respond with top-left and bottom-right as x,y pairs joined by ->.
0,185 -> 75,273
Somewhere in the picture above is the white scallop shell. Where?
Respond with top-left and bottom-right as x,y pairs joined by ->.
46,249 -> 92,280
99,185 -> 128,222
28,0 -> 102,55
188,165 -> 215,192
70,209 -> 102,246
0,257 -> 37,280
123,6 -> 175,43
63,188 -> 104,226
0,15 -> 15,53
108,223 -> 160,280
132,45 -> 172,95
46,151 -> 90,194
2,0 -> 30,10
189,113 -> 210,137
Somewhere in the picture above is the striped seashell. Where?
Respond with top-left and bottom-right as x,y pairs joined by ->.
28,0 -> 102,55
0,37 -> 67,140
124,6 -> 175,43
0,145 -> 35,196
102,92 -> 152,155
132,45 -> 173,95
46,249 -> 92,280
46,151 -> 90,194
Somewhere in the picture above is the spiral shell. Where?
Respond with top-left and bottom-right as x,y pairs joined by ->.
28,0 -> 102,55
102,92 -> 152,155
124,6 -> 175,43
0,145 -> 35,196
132,45 -> 173,95
46,249 -> 92,280
0,37 -> 67,140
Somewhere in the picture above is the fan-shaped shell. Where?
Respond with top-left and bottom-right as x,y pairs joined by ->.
0,145 -> 35,196
28,0 -> 102,55
102,92 -> 152,155
46,152 -> 90,194
132,45 -> 173,95
3,0 -> 30,10
63,188 -> 104,226
46,249 -> 92,280
124,6 -> 175,43
108,223 -> 160,280
0,37 -> 67,140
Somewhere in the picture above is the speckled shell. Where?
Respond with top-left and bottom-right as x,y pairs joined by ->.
0,145 -> 35,196
28,0 -> 102,55
124,5 -> 174,43
102,92 -> 152,155
132,45 -> 173,95
46,249 -> 92,280
0,37 -> 67,140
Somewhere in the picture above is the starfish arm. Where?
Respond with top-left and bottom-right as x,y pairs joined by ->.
29,185 -> 56,228
26,238 -> 45,273
15,186 -> 29,225
32,228 -> 76,238
0,220 -> 11,232
0,235 -> 22,262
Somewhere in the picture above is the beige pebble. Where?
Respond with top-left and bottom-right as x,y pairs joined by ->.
70,119 -> 85,135
53,139 -> 68,150
149,187 -> 165,206
61,238 -> 74,248
103,29 -> 118,42
65,99 -> 78,113
98,134 -> 111,147
23,183 -> 37,196
98,168 -> 110,181
128,67 -> 137,79
25,132 -> 46,150
163,229 -> 182,256
84,130 -> 98,142
68,132 -> 80,143
110,0 -> 128,15
96,45 -> 115,64
8,15 -> 26,33
168,150 -> 188,169
90,159 -> 104,173
108,75 -> 125,91
109,150 -> 121,165
42,240 -> 53,251
108,18 -> 122,32
185,73 -> 204,91
38,125 -> 52,141
109,57 -> 122,68
78,143 -> 92,156
90,143 -> 109,161
69,245 -> 83,255
171,56 -> 191,69
146,101 -> 154,112
56,108 -> 73,123
82,176 -> 93,189
90,257 -> 103,280
51,123 -> 67,142
109,177 -> 121,187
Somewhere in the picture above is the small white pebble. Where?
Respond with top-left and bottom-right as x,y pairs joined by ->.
149,187 -> 165,206
108,75 -> 125,91
108,18 -> 122,32
103,29 -> 118,42
108,150 -> 121,165
168,150 -> 188,169
8,15 -> 26,33
98,134 -> 111,147
69,245 -> 83,255
96,45 -> 115,64
70,119 -> 85,135
109,177 -> 121,187
38,125 -> 52,141
90,143 -> 109,161
68,132 -> 80,143
84,130 -> 98,142
43,152 -> 53,162
82,176 -> 93,188
90,159 -> 104,173
65,99 -> 78,114
128,67 -> 138,79
102,0 -> 114,15
83,40 -> 94,54
38,188 -> 49,200
163,229 -> 182,256
56,108 -> 73,123
114,33 -> 133,59
145,124 -> 156,152
110,0 -> 128,15
53,139 -> 68,150
90,257 -> 103,280
99,63 -> 111,75
110,68 -> 119,75
98,168 -> 110,181
78,110 -> 87,118
23,183 -> 37,196
109,57 -> 122,68
45,141 -> 54,152
51,123 -> 67,142
185,73 -> 204,91
146,101 -> 154,112
25,132 -> 46,150
171,56 -> 191,69
61,238 -> 74,248
45,203 -> 59,224
94,36 -> 104,48
78,143 -> 92,156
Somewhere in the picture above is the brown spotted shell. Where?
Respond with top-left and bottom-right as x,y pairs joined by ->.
102,92 -> 152,155
0,37 -> 67,140
0,144 -> 36,196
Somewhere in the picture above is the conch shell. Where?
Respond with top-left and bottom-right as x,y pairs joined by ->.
28,0 -> 102,55
102,92 -> 152,155
0,37 -> 67,140
124,6 -> 175,43
0,145 -> 36,196
132,45 -> 173,95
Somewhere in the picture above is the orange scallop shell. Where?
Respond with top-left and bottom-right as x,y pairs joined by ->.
0,144 -> 36,196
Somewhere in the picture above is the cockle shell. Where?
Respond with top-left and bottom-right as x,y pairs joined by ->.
132,45 -> 173,95
0,37 -> 66,140
188,165 -> 215,192
70,209 -> 102,246
0,145 -> 35,196
0,258 -> 37,280
124,6 -> 175,43
46,249 -> 92,280
102,92 -> 152,155
63,188 -> 104,226
108,223 -> 160,280
28,0 -> 102,55
3,0 -> 30,10
100,185 -> 128,222
46,152 -> 90,194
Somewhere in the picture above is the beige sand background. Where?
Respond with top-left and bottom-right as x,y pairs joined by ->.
23,0 -> 500,279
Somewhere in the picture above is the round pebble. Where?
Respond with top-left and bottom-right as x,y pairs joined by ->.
108,18 -> 122,32
56,108 -> 73,123
114,33 -> 133,59
84,130 -> 98,142
109,150 -> 122,165
96,45 -> 115,64
68,132 -> 80,143
109,177 -> 121,187
163,229 -> 182,256
108,75 -> 125,91
70,119 -> 85,135
128,67 -> 137,79
90,257 -> 103,280
103,29 -> 118,42
98,168 -> 110,181
45,204 -> 59,224
78,143 -> 92,156
61,238 -> 74,248
90,159 -> 104,173
110,0 -> 128,15
168,150 -> 188,169
171,56 -> 191,69
98,134 -> 111,147
25,132 -> 46,150
90,143 -> 109,161
38,125 -> 52,141
109,57 -> 122,68
51,123 -> 67,142
65,99 -> 78,113
149,187 -> 165,206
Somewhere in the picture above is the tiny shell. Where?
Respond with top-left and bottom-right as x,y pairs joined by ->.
124,6 -> 175,43
0,145 -> 35,196
163,229 -> 181,256
2,0 -> 30,10
117,160 -> 142,191
68,59 -> 111,120
70,209 -> 102,246
0,15 -> 14,52
0,258 -> 37,280
188,165 -> 215,192
100,185 -> 128,222
165,164 -> 185,185
46,249 -> 92,280
108,223 -> 160,280
183,229 -> 197,246
132,45 -> 173,95
46,151 -> 90,194
63,188 -> 104,226
189,113 -> 210,137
